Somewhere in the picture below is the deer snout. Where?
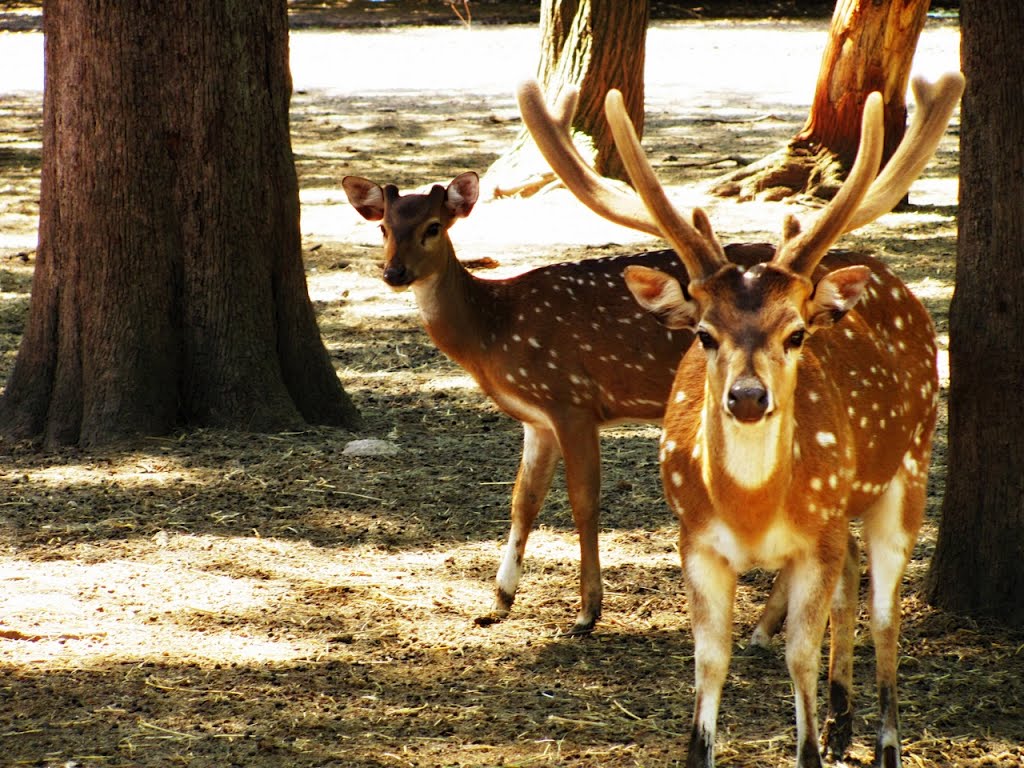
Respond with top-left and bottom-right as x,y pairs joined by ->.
383,262 -> 413,287
727,376 -> 770,423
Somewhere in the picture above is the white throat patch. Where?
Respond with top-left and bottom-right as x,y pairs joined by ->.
411,273 -> 444,326
710,411 -> 786,489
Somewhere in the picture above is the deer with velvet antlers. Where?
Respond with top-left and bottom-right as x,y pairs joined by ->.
517,74 -> 963,768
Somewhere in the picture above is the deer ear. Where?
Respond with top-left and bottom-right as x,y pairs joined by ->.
624,265 -> 700,330
445,172 -> 479,219
342,176 -> 385,222
806,265 -> 872,331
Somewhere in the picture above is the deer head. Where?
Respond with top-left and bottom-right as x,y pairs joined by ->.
342,172 -> 479,289
617,90 -> 882,432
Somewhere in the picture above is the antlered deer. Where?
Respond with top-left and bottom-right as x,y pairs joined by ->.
520,74 -> 962,768
342,72 -> 962,641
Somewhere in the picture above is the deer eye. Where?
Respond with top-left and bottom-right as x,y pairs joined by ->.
424,222 -> 441,238
696,330 -> 719,351
785,329 -> 806,351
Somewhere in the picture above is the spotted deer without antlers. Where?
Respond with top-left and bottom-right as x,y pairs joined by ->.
520,74 -> 963,766
343,171 -> 698,635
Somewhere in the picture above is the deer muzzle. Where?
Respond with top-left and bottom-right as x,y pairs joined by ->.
727,376 -> 770,423
383,262 -> 413,287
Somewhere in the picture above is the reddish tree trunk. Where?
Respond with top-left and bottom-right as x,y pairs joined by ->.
713,0 -> 931,201
797,0 -> 930,167
0,0 -> 359,448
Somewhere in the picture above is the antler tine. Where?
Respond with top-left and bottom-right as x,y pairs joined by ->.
776,91 -> 885,276
604,89 -> 726,281
516,80 -> 662,238
844,71 -> 966,233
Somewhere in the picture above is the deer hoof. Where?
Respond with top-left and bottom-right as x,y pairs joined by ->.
878,744 -> 902,768
821,714 -> 853,760
557,614 -> 598,638
474,608 -> 510,628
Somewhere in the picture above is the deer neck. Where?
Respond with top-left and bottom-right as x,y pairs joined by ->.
700,385 -> 796,506
410,246 -> 496,365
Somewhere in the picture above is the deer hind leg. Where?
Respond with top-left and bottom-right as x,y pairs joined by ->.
783,545 -> 848,768
554,419 -> 603,636
748,566 -> 790,650
481,423 -> 560,626
822,531 -> 860,760
682,545 -> 737,768
861,465 -> 925,768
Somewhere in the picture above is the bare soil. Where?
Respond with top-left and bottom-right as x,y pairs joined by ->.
1,9 -> 1022,768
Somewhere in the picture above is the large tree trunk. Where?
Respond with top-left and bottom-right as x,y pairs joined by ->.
925,0 -> 1024,627
0,0 -> 359,448
712,0 -> 930,201
482,0 -> 649,197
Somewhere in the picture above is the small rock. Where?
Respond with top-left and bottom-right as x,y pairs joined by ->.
342,439 -> 400,457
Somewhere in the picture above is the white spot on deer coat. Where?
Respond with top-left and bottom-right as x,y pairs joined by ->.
815,431 -> 837,448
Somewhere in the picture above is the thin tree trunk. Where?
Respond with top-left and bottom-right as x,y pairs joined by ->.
0,0 -> 359,448
483,0 -> 649,197
925,0 -> 1024,627
539,0 -> 648,183
712,0 -> 930,201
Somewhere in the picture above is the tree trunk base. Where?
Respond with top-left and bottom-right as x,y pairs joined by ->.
480,129 -> 586,200
708,140 -> 849,202
0,1 -> 362,449
480,163 -> 557,200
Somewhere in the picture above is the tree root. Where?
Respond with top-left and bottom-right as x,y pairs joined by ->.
709,140 -> 849,203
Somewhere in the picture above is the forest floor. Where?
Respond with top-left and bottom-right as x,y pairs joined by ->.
1,7 -> 1022,768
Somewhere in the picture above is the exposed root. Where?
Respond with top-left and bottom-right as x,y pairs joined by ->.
709,140 -> 849,203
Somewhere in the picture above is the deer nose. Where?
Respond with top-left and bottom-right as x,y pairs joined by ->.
727,376 -> 770,422
383,263 -> 412,286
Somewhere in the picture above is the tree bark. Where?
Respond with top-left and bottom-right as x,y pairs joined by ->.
712,0 -> 930,201
482,0 -> 649,197
925,0 -> 1024,627
0,0 -> 359,449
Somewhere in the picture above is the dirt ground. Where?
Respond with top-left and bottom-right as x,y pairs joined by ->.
1,7 -> 1022,768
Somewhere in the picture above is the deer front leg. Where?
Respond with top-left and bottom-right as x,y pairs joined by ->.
822,532 -> 860,760
784,550 -> 844,768
862,470 -> 923,768
554,419 -> 603,636
478,423 -> 560,627
682,545 -> 737,768
865,533 -> 910,768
